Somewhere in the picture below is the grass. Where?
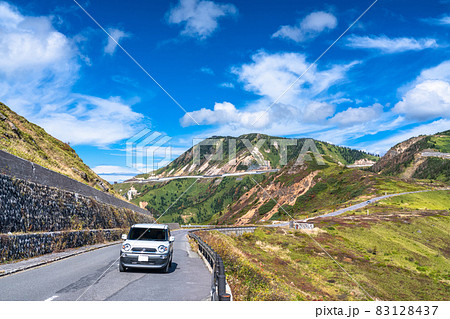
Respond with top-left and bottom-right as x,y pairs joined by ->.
377,190 -> 450,210
428,135 -> 450,153
273,165 -> 427,220
0,102 -> 118,196
199,210 -> 449,301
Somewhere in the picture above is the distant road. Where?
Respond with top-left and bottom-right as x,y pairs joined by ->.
305,188 -> 449,221
421,151 -> 450,159
267,188 -> 449,226
125,169 -> 279,183
0,230 -> 211,301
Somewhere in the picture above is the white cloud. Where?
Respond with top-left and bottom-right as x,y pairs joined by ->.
417,60 -> 450,83
424,15 -> 450,26
330,103 -> 383,126
167,0 -> 237,39
232,51 -> 354,104
37,95 -> 144,145
272,11 -> 337,43
93,165 -> 139,183
394,80 -> 450,120
180,101 -> 271,128
346,35 -> 439,53
0,2 -> 144,146
393,60 -> 450,121
302,101 -> 335,122
93,165 -> 140,175
104,28 -> 130,55
182,51 -> 356,130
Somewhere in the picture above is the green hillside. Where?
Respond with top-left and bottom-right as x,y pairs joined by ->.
0,102 -> 116,194
115,174 -> 267,224
115,154 -> 432,225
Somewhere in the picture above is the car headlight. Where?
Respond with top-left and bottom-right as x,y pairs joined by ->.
158,245 -> 168,253
122,243 -> 131,251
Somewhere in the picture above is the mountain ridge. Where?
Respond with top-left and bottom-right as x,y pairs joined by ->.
136,133 -> 379,179
372,130 -> 450,182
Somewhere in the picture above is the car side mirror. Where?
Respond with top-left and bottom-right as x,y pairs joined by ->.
121,234 -> 127,240
169,236 -> 175,242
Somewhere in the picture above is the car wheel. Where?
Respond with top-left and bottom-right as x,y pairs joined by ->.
119,262 -> 126,272
169,255 -> 173,267
162,260 -> 170,273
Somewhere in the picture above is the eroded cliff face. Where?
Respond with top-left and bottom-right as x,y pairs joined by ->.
371,135 -> 428,176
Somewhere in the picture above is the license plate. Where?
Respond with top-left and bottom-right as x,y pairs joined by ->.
138,255 -> 148,262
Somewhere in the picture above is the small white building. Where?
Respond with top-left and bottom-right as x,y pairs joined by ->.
290,221 -> 314,229
127,186 -> 138,201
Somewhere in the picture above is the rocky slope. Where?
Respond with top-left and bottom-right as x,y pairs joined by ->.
137,133 -> 378,179
0,102 -> 115,194
116,132 -> 450,226
372,130 -> 450,182
115,151 -> 430,225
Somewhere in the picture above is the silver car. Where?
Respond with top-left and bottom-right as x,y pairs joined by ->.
119,224 -> 174,273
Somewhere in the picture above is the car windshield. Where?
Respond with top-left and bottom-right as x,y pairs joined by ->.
127,228 -> 167,241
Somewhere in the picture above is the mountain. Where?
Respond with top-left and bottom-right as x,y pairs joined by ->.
137,133 -> 378,178
115,131 -> 450,225
372,130 -> 450,182
115,135 -> 448,225
115,152 -> 433,225
0,102 -> 114,194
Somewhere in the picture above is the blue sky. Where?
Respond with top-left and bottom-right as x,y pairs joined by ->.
0,0 -> 449,182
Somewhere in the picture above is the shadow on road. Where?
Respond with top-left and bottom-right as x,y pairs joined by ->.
122,262 -> 178,274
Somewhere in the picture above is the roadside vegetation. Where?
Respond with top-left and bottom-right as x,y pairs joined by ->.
199,205 -> 449,300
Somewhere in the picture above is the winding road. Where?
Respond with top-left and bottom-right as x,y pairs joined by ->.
125,169 -> 280,183
267,188 -> 449,226
305,188 -> 449,221
0,230 -> 211,301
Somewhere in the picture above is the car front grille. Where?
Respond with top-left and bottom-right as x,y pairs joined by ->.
131,247 -> 157,253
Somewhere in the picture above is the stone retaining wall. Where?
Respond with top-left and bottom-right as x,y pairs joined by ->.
0,149 -> 150,215
0,229 -> 123,263
0,174 -> 153,233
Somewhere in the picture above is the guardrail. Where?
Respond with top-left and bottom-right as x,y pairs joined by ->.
188,231 -> 230,301
188,226 -> 257,301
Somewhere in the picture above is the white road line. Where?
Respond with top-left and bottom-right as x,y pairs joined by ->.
45,295 -> 58,301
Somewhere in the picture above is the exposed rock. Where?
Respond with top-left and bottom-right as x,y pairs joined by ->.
72,167 -> 89,182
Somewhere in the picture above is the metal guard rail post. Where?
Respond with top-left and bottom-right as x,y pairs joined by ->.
188,226 -> 256,301
188,230 -> 232,301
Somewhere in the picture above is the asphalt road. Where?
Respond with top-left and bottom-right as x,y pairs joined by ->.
0,230 -> 212,301
126,169 -> 280,183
